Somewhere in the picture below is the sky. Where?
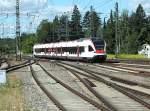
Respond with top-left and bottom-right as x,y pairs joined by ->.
0,0 -> 150,38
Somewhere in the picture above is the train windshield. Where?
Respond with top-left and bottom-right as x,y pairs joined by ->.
92,38 -> 105,50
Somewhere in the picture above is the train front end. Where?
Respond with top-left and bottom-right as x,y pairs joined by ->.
91,38 -> 107,62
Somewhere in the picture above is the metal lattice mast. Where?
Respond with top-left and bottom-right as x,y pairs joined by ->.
115,2 -> 119,56
90,5 -> 93,37
16,0 -> 21,60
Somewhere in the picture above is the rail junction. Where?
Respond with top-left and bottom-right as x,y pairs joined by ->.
1,57 -> 149,111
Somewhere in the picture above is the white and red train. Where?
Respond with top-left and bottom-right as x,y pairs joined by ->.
33,38 -> 107,62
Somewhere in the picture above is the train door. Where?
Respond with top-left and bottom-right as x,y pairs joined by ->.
88,45 -> 94,58
55,47 -> 57,57
61,47 -> 63,57
83,46 -> 88,56
77,46 -> 79,58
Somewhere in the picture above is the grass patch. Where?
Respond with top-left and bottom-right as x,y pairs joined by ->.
0,74 -> 30,111
107,54 -> 148,60
107,54 -> 116,59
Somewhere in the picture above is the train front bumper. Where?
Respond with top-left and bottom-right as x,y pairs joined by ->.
92,55 -> 107,62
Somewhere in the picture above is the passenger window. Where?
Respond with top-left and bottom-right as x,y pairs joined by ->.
89,46 -> 94,52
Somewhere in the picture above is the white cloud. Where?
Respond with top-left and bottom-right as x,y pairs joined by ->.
35,5 -> 73,24
128,0 -> 150,12
0,0 -> 47,11
49,5 -> 73,13
144,2 -> 150,11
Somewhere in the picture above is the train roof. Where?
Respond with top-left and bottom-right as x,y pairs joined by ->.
33,37 -> 104,48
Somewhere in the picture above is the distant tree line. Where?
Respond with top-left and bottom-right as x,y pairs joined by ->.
0,38 -> 15,54
103,4 -> 150,54
3,4 -> 149,54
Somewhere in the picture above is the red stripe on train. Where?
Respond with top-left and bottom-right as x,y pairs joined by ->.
96,50 -> 105,53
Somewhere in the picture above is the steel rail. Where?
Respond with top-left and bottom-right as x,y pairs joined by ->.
6,60 -> 30,70
57,63 -> 118,111
57,62 -> 150,109
61,62 -> 150,89
116,59 -> 150,65
30,65 -> 67,111
38,63 -> 110,111
98,63 -> 150,77
6,61 -> 35,72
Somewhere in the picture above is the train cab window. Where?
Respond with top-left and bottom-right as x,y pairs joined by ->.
91,38 -> 105,50
93,40 -> 105,50
89,46 -> 94,52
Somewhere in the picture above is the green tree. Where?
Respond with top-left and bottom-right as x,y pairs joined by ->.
82,11 -> 90,37
135,4 -> 147,32
59,14 -> 69,41
70,5 -> 84,40
119,10 -> 130,53
21,33 -> 35,53
128,32 -> 139,54
82,6 -> 101,37
36,19 -> 58,43
147,16 -> 150,43
128,4 -> 148,53
90,6 -> 101,37
103,10 -> 115,53
36,20 -> 50,43
0,38 -> 15,54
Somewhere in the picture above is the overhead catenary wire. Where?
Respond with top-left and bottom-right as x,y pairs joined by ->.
82,0 -> 93,11
94,0 -> 114,9
0,1 -> 45,38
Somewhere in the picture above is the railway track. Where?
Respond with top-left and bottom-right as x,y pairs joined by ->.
0,58 -> 10,70
53,63 -> 118,111
109,62 -> 150,69
115,59 -> 150,65
56,61 -> 150,111
75,62 -> 150,89
0,57 -> 35,72
30,62 -> 110,111
100,62 -> 150,77
0,58 -> 7,65
30,64 -> 67,111
34,59 -> 150,88
6,60 -> 34,72
117,85 -> 150,104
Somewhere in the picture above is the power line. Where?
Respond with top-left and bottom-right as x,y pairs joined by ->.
93,0 -> 107,7
95,0 -> 114,9
0,0 -> 48,39
82,0 -> 93,11
77,0 -> 85,7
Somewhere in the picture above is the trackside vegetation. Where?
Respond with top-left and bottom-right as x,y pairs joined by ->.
0,74 -> 31,111
107,54 -> 147,59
